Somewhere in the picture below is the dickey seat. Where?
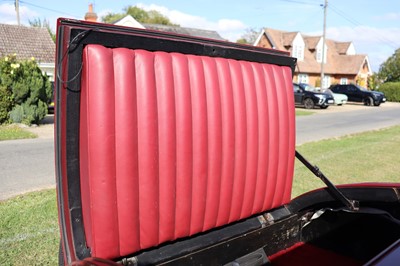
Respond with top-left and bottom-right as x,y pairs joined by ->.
79,44 -> 296,259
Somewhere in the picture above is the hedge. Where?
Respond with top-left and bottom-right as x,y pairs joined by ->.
377,82 -> 400,102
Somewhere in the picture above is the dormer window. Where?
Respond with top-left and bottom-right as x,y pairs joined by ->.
292,44 -> 304,61
291,33 -> 305,61
316,38 -> 327,63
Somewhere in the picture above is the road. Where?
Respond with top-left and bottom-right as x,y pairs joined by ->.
296,102 -> 400,145
1,102 -> 400,200
0,138 -> 54,201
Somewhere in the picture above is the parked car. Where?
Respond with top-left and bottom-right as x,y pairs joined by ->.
293,83 -> 334,109
330,84 -> 386,106
324,88 -> 348,105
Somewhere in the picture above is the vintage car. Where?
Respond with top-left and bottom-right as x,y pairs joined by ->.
54,18 -> 400,266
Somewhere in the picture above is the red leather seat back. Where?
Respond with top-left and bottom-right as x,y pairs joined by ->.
79,44 -> 295,259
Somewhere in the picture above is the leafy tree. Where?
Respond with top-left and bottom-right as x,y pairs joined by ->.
368,73 -> 379,90
29,18 -> 56,43
0,55 -> 52,125
101,13 -> 125,24
102,6 -> 178,26
377,48 -> 400,83
236,28 -> 260,45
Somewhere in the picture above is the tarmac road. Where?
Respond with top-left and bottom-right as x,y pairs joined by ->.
0,138 -> 54,201
296,102 -> 400,145
1,102 -> 400,201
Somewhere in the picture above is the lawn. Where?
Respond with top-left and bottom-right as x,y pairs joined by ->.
293,125 -> 400,197
1,125 -> 399,265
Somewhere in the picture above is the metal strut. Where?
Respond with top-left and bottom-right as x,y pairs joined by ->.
295,150 -> 359,211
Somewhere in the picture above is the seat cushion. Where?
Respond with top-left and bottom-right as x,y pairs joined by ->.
79,44 -> 295,259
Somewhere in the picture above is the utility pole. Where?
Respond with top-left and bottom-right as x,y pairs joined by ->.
320,0 -> 328,89
15,0 -> 20,26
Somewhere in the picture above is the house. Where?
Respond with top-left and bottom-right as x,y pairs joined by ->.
254,28 -> 372,89
0,23 -> 55,81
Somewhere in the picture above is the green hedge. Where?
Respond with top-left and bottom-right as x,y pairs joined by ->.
377,82 -> 400,102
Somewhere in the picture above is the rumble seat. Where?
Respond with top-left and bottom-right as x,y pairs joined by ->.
79,44 -> 296,259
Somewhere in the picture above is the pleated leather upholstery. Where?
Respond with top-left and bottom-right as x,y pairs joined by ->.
79,44 -> 296,259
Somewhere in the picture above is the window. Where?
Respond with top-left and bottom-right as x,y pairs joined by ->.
340,78 -> 348,85
317,48 -> 322,62
292,44 -> 304,61
322,75 -> 330,89
298,74 -> 308,84
316,38 -> 327,63
316,46 -> 327,63
292,33 -> 305,61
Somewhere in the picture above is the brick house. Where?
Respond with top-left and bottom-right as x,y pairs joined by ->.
0,23 -> 55,81
254,28 -> 372,89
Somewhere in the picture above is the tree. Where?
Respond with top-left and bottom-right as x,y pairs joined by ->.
29,18 -> 56,43
102,6 -> 178,26
377,48 -> 400,83
236,28 -> 260,45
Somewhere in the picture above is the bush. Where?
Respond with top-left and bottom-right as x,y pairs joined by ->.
0,55 -> 52,125
0,85 -> 13,124
377,82 -> 400,102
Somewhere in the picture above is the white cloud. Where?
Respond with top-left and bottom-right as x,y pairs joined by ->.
0,3 -> 38,25
136,3 -> 247,41
374,12 -> 400,21
307,26 -> 400,72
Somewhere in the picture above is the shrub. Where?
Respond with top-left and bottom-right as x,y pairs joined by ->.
0,57 -> 14,124
377,82 -> 400,102
0,85 -> 13,124
0,55 -> 52,125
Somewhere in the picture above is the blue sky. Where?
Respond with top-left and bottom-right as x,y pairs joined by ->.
1,0 -> 399,72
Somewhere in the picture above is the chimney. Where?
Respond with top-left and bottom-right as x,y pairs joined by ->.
84,3 -> 98,22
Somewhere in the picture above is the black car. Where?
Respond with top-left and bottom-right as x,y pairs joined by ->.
330,84 -> 386,106
293,83 -> 334,109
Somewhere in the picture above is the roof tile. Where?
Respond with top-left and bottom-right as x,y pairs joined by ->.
0,24 -> 55,63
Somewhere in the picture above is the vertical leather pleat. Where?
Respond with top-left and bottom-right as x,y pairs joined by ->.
80,45 -> 295,259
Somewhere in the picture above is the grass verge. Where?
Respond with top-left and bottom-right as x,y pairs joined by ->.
0,189 -> 58,265
0,126 -> 399,264
293,125 -> 400,197
295,109 -> 315,116
0,125 -> 37,141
